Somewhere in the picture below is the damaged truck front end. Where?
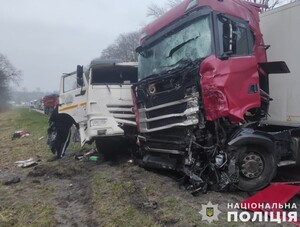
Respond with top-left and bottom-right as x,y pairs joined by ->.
132,0 -> 298,193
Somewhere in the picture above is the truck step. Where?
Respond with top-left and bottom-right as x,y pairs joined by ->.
142,154 -> 177,170
277,160 -> 296,167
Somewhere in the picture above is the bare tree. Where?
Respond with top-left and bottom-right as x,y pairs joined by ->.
147,3 -> 166,18
147,0 -> 182,18
100,31 -> 140,62
147,0 -> 284,18
245,0 -> 282,10
0,53 -> 22,111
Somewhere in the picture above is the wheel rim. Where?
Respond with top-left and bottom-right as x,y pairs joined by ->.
240,152 -> 264,179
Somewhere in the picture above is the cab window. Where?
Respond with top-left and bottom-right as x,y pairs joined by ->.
217,15 -> 254,57
63,73 -> 78,92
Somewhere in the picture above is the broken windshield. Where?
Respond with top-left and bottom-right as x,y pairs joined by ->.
138,16 -> 212,80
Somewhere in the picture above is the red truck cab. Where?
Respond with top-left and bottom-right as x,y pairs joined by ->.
132,0 -> 294,193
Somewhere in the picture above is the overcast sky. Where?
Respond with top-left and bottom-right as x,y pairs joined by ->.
0,0 -> 168,92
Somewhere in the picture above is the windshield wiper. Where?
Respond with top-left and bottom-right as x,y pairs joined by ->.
105,83 -> 111,93
168,35 -> 199,58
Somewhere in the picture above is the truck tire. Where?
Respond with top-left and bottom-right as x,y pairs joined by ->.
237,145 -> 276,192
95,140 -> 117,161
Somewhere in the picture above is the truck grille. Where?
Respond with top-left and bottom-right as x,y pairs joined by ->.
135,66 -> 200,133
107,104 -> 136,124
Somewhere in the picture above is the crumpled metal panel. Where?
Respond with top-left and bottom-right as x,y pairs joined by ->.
200,55 -> 261,123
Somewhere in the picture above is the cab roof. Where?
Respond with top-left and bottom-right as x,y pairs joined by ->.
142,0 -> 262,41
90,58 -> 138,69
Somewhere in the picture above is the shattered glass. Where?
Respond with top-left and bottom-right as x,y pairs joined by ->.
139,16 -> 212,80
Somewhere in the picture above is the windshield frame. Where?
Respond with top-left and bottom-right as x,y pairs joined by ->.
90,66 -> 138,85
137,7 -> 214,80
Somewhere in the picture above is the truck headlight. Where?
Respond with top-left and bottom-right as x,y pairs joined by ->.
90,119 -> 107,127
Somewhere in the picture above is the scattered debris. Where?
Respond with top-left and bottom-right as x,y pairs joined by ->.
15,156 -> 41,168
89,156 -> 101,162
83,149 -> 97,157
38,136 -> 44,140
12,131 -> 30,140
141,201 -> 158,210
2,176 -> 21,185
75,155 -> 84,161
74,149 -> 101,162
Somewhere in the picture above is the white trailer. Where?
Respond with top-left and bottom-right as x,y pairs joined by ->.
260,1 -> 300,126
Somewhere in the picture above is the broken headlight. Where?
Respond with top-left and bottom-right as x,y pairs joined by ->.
90,119 -> 107,127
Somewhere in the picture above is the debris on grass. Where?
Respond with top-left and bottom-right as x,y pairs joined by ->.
74,149 -> 101,162
11,131 -> 30,140
15,156 -> 41,168
2,176 -> 21,185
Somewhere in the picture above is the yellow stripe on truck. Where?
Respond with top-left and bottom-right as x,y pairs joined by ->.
80,102 -> 86,107
59,104 -> 78,112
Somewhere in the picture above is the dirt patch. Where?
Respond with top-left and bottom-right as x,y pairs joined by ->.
25,153 -> 101,226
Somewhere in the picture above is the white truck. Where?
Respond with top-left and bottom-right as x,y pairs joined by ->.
58,59 -> 138,157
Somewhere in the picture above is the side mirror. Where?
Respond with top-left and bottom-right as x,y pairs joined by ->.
77,65 -> 84,87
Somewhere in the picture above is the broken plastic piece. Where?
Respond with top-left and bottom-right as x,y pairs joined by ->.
89,156 -> 100,161
12,131 -> 30,140
15,157 -> 41,168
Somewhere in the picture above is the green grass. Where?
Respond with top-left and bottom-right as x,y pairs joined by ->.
0,108 -> 56,226
91,170 -> 159,227
14,108 -> 49,138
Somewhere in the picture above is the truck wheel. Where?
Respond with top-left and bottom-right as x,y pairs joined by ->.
237,146 -> 276,192
96,139 -> 135,161
95,140 -> 116,161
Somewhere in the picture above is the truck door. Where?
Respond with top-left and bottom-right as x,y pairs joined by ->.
200,14 -> 261,123
58,70 -> 87,124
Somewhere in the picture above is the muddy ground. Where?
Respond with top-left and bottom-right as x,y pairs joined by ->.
0,109 -> 299,227
0,151 -> 299,226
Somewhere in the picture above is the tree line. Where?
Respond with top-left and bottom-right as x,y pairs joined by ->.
0,0 -> 288,112
0,54 -> 22,111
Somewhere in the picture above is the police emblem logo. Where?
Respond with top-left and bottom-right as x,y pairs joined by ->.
206,207 -> 214,217
199,201 -> 221,223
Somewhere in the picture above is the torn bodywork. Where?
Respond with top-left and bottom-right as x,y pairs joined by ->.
132,0 -> 300,194
133,61 -> 298,192
132,59 -> 269,193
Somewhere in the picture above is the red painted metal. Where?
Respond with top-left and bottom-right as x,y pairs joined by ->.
241,182 -> 300,226
43,94 -> 58,109
242,183 -> 300,212
200,55 -> 260,122
131,88 -> 140,132
141,0 -> 267,63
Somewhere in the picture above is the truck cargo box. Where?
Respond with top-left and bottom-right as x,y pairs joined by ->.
260,1 -> 300,126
